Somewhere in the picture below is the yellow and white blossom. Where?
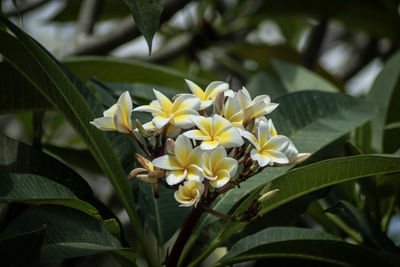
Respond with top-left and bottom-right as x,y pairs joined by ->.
236,87 -> 278,122
174,180 -> 204,207
265,119 -> 299,162
152,135 -> 203,185
201,147 -> 238,188
184,114 -> 244,150
90,91 -> 133,133
221,96 -> 244,132
242,120 -> 291,167
185,79 -> 231,110
133,89 -> 200,130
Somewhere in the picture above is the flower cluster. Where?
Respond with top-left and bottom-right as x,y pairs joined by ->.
91,79 -> 309,209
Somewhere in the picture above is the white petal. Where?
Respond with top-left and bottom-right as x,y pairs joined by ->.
200,139 -> 220,150
265,103 -> 279,114
266,135 -> 290,152
171,109 -> 199,128
152,155 -> 182,170
117,91 -> 133,119
251,149 -> 270,167
133,105 -> 162,115
224,89 -> 235,98
174,135 -> 193,166
90,117 -> 116,131
172,94 -> 201,111
209,169 -> 230,188
269,150 -> 289,164
152,114 -> 173,129
166,169 -> 187,185
184,130 -> 209,140
191,116 -> 212,135
199,100 -> 213,110
185,79 -> 204,98
103,104 -> 117,117
114,105 -> 132,133
218,127 -> 244,148
242,131 -> 260,149
253,95 -> 271,104
257,120 -> 270,146
204,81 -> 229,99
153,89 -> 172,112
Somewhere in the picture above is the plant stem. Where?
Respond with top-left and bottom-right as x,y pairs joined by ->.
166,206 -> 204,267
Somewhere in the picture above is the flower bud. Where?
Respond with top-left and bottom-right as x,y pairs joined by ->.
213,91 -> 225,115
137,174 -> 158,184
135,153 -> 154,171
135,119 -> 149,138
148,170 -> 166,179
128,168 -> 147,180
291,153 -> 311,165
166,138 -> 175,154
258,189 -> 279,203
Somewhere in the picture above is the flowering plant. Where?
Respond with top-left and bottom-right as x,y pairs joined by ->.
91,79 -> 310,265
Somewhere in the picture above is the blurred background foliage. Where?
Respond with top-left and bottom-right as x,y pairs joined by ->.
0,0 -> 400,266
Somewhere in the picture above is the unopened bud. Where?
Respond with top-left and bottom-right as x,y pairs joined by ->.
128,168 -> 147,180
258,189 -> 279,203
137,174 -> 158,184
250,163 -> 259,172
148,170 -> 166,179
166,138 -> 175,154
291,153 -> 311,165
136,153 -> 153,171
135,119 -> 149,138
214,91 -> 225,114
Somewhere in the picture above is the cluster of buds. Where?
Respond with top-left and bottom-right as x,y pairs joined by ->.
91,79 -> 310,215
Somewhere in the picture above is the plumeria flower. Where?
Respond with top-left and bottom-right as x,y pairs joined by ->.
90,91 -> 133,133
236,87 -> 278,123
152,135 -> 203,185
185,79 -> 231,110
242,120 -> 292,167
133,89 -> 200,130
174,180 -> 204,207
221,96 -> 244,132
184,114 -> 244,150
201,147 -> 238,188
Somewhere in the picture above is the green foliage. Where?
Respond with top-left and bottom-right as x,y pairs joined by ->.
123,0 -> 163,53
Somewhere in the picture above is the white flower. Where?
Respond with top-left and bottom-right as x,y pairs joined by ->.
221,96 -> 244,133
184,114 -> 244,150
90,91 -> 133,133
152,135 -> 203,185
242,120 -> 291,167
185,79 -> 231,110
174,180 -> 204,207
133,89 -> 200,130
201,147 -> 238,188
236,87 -> 278,122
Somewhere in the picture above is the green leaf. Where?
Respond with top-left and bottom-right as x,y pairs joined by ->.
271,59 -> 338,92
368,50 -> 400,152
198,91 -> 376,228
0,173 -> 99,217
215,227 -> 400,267
138,183 -> 189,245
43,145 -> 102,174
0,205 -> 136,264
0,134 -> 117,221
189,155 -> 400,266
0,19 -> 152,263
325,200 -> 400,253
123,0 -> 163,54
0,62 -> 51,112
63,57 -> 206,88
0,227 -> 46,267
246,71 -> 287,99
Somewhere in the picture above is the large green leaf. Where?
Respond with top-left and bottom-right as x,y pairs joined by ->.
368,51 -> 400,152
215,227 -> 400,266
0,19 -> 152,264
246,71 -> 287,99
138,183 -> 189,245
0,227 -> 45,267
0,134 -> 116,220
0,205 -> 136,264
0,62 -> 51,112
325,200 -> 400,253
123,0 -> 162,53
188,155 -> 400,266
0,173 -> 99,217
198,91 -> 376,228
271,59 -> 338,92
63,57 -> 206,88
